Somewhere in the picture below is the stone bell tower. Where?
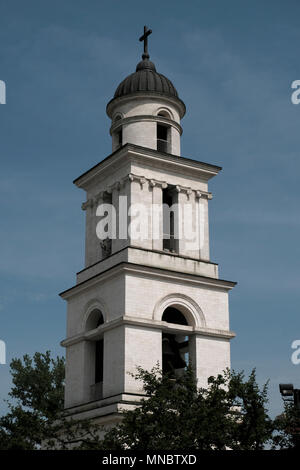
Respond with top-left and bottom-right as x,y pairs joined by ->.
60,27 -> 236,426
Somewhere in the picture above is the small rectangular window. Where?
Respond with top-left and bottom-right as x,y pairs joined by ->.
157,124 -> 169,153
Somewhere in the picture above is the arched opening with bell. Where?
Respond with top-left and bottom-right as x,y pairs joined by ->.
161,306 -> 190,378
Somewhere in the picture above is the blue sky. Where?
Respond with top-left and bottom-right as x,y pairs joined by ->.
0,0 -> 300,418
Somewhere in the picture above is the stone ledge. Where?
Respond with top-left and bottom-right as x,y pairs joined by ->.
61,315 -> 236,348
63,393 -> 145,421
60,261 -> 236,300
76,246 -> 219,285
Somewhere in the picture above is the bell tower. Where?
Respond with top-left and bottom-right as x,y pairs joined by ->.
60,27 -> 236,427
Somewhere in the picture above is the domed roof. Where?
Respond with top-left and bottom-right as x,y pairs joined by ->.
113,58 -> 179,99
107,26 -> 186,118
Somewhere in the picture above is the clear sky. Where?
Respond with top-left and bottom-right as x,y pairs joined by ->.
0,0 -> 300,418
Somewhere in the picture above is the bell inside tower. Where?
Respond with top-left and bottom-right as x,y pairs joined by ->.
162,307 -> 189,378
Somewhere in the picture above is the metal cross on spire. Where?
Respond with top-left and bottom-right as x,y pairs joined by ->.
139,25 -> 152,60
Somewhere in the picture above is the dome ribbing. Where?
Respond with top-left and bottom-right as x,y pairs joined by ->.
113,58 -> 179,99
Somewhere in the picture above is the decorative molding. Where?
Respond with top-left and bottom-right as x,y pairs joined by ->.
128,173 -> 147,188
196,190 -> 212,199
109,114 -> 183,137
149,178 -> 168,189
176,186 -> 193,199
81,173 -> 213,209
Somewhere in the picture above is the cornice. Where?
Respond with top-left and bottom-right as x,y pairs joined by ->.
73,144 -> 222,190
59,261 -> 236,300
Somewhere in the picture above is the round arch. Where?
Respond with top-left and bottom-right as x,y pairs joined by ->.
153,293 -> 206,328
82,298 -> 108,332
112,112 -> 123,122
156,107 -> 174,120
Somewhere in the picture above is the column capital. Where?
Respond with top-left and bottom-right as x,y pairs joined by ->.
81,199 -> 94,211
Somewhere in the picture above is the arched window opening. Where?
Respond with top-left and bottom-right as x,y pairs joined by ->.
157,109 -> 171,119
162,307 -> 188,325
87,309 -> 105,401
162,306 -> 189,378
86,309 -> 104,331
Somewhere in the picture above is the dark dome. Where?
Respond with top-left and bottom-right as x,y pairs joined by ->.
113,58 -> 179,99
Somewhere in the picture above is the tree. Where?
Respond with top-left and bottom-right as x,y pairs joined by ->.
100,366 -> 274,450
2,351 -> 294,450
273,401 -> 300,449
0,351 -> 64,449
0,351 -> 101,450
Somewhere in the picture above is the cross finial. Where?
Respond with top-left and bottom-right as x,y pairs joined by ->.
139,25 -> 152,60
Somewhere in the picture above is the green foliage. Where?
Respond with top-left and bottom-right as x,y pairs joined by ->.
1,351 -> 299,450
9,351 -> 65,419
0,351 -> 101,450
100,365 -> 274,450
227,370 -> 273,449
0,351 -> 65,449
272,401 -> 300,449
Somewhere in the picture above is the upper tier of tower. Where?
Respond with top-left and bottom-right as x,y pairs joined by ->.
106,28 -> 186,156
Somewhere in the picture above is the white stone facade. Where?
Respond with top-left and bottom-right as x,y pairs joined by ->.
60,142 -> 236,424
107,94 -> 184,156
60,52 -> 236,425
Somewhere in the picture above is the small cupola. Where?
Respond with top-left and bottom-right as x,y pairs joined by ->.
106,26 -> 186,156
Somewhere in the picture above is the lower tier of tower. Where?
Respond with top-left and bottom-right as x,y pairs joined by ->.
60,257 -> 236,413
